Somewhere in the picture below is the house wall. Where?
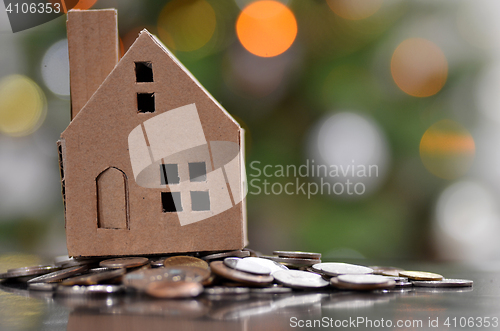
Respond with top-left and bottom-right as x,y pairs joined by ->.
61,32 -> 244,257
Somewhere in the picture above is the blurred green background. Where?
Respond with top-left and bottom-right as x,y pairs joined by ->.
0,0 -> 499,262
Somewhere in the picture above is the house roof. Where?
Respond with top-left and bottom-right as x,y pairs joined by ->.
62,29 -> 240,136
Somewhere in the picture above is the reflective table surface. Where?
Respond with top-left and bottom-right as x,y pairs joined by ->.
0,259 -> 498,331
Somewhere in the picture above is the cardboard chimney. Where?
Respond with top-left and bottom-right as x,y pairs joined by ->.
58,9 -> 247,257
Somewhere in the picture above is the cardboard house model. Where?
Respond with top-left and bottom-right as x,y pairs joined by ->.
58,9 -> 247,257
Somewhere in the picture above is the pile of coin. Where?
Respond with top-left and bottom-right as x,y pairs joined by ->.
0,250 -> 473,299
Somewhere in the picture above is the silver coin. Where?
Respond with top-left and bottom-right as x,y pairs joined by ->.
262,256 -> 319,268
149,257 -> 168,268
204,286 -> 250,295
28,283 -> 59,291
27,265 -> 89,284
243,257 -> 289,274
412,279 -> 473,288
210,261 -> 274,286
273,270 -> 330,289
56,284 -> 124,296
394,281 -> 413,288
223,258 -> 271,275
2,265 -> 61,279
242,248 -> 260,257
413,287 -> 473,294
331,275 -> 395,290
88,267 -> 113,273
201,250 -> 250,261
312,263 -> 373,277
250,286 -> 293,295
337,274 -> 393,285
383,276 -> 408,283
273,251 -> 321,259
369,266 -> 405,277
55,257 -> 100,269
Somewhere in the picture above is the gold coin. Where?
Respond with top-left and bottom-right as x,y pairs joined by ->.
145,281 -> 203,299
100,257 -> 149,269
60,268 -> 126,286
163,256 -> 209,270
399,271 -> 443,281
123,266 -> 210,291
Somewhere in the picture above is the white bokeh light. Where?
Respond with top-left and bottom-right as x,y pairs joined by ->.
434,180 -> 500,261
457,0 -> 500,53
307,112 -> 390,198
0,138 -> 59,219
476,63 -> 500,124
41,39 -> 70,97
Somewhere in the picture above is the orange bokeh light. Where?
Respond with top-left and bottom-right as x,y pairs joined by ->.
420,120 -> 475,180
391,38 -> 448,98
236,0 -> 297,58
326,0 -> 383,20
72,0 -> 98,10
59,0 -> 97,12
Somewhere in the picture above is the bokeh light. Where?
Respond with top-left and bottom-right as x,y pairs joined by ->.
326,0 -> 383,21
476,63 -> 500,124
419,119 -> 475,180
157,0 -> 216,52
307,112 -> 390,198
0,75 -> 46,137
391,38 -> 448,97
236,0 -> 297,58
41,39 -> 70,97
457,0 -> 500,52
434,180 -> 500,260
71,0 -> 98,10
224,43 -> 298,99
0,138 -> 60,219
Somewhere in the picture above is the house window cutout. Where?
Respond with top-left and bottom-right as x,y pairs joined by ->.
137,93 -> 155,113
191,191 -> 210,211
189,162 -> 207,182
160,164 -> 180,185
135,62 -> 153,82
162,191 -> 182,212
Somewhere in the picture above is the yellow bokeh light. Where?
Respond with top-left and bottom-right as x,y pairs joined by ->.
157,0 -> 216,52
420,119 -> 475,180
391,38 -> 448,98
326,0 -> 383,20
236,0 -> 297,58
0,75 -> 46,137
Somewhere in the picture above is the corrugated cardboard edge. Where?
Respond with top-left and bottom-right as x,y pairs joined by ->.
57,139 -> 67,227
240,128 -> 248,247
